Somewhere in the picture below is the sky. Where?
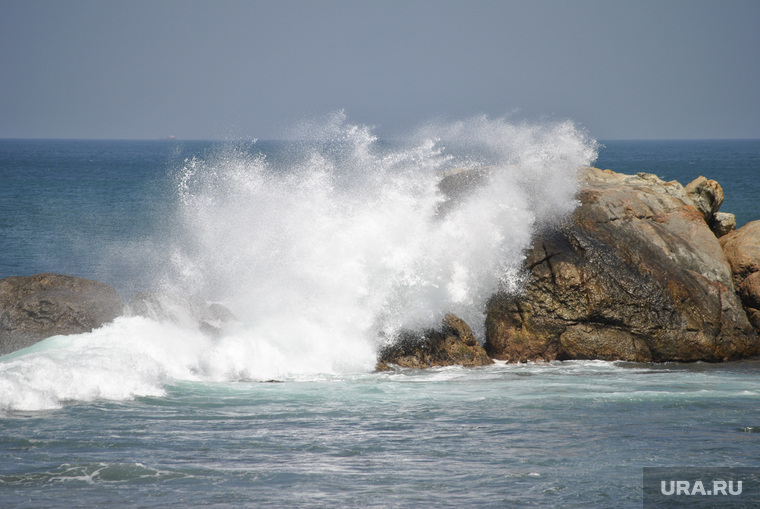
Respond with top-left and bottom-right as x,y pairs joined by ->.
1,0 -> 759,141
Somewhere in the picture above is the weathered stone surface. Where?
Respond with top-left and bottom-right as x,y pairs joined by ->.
376,313 -> 493,370
0,273 -> 124,355
711,211 -> 737,238
485,168 -> 759,363
685,176 -> 724,223
683,176 -> 736,237
126,292 -> 235,336
720,221 -> 760,332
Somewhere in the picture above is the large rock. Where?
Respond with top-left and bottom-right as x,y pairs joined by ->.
711,211 -> 737,238
720,221 -> 760,332
0,273 -> 124,355
685,176 -> 724,223
485,168 -> 759,363
376,313 -> 493,370
683,176 -> 735,237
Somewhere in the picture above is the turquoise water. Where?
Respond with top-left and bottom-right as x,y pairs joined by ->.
1,123 -> 759,507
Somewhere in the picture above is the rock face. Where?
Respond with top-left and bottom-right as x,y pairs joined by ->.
0,273 -> 124,355
376,313 -> 493,370
685,176 -> 724,223
711,212 -> 737,238
684,175 -> 736,237
485,168 -> 759,363
720,221 -> 760,332
126,292 -> 235,336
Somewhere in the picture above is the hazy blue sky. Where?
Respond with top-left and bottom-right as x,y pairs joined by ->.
2,0 -> 759,140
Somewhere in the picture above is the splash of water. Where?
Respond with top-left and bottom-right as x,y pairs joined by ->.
0,113 -> 597,411
166,113 -> 596,334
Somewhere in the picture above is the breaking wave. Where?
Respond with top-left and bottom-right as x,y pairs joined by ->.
0,112 -> 597,411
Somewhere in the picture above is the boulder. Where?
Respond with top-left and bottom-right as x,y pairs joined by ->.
682,176 -> 735,237
485,168 -> 759,363
685,176 -> 724,224
720,221 -> 760,332
0,273 -> 124,355
710,211 -> 737,238
126,292 -> 236,336
376,313 -> 493,370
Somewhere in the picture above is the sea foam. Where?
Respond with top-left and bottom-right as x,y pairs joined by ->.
0,113 -> 597,411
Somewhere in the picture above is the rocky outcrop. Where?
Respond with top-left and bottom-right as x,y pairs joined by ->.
684,175 -> 736,237
720,221 -> 760,332
485,168 -> 759,363
2,169 -> 755,368
685,176 -> 724,223
376,313 -> 493,370
126,292 -> 235,336
0,273 -> 124,355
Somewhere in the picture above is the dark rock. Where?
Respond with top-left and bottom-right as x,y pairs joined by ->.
376,313 -> 493,370
126,292 -> 235,336
0,273 -> 124,355
720,221 -> 760,332
485,168 -> 759,363
436,167 -> 491,216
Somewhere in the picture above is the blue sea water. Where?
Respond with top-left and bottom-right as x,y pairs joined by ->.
1,120 -> 759,507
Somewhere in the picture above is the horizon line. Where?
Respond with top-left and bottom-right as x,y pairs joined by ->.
1,136 -> 759,143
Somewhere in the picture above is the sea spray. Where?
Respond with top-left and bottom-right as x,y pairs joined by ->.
0,113 -> 597,411
164,113 -> 596,335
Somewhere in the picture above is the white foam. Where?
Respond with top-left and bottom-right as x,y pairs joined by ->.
164,113 -> 595,335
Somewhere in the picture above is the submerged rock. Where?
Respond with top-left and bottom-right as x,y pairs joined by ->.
0,273 -> 124,355
485,168 -> 759,363
376,313 -> 493,370
126,292 -> 236,336
720,220 -> 760,332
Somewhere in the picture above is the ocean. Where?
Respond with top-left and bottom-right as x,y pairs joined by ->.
1,117 -> 759,507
